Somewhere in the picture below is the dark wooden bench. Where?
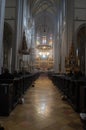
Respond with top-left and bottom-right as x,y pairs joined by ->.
0,83 -> 13,116
50,74 -> 86,112
0,72 -> 40,116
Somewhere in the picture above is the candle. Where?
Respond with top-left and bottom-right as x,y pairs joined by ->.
78,59 -> 80,66
76,49 -> 78,56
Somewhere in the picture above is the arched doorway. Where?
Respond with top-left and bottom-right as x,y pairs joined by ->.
3,22 -> 13,71
77,24 -> 86,74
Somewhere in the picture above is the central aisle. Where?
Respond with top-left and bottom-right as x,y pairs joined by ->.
0,75 -> 82,130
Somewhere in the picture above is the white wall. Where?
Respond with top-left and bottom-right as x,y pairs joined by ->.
74,0 -> 86,32
5,0 -> 16,31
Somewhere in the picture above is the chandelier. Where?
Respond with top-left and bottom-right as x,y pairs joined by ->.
36,44 -> 52,51
36,30 -> 52,51
36,12 -> 52,51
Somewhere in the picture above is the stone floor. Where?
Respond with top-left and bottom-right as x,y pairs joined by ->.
0,75 -> 83,130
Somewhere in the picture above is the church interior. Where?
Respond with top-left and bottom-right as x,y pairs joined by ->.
0,0 -> 86,129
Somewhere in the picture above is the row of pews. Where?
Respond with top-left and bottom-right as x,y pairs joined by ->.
0,72 -> 40,116
48,72 -> 86,113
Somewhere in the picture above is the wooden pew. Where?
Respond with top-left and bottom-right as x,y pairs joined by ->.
0,72 -> 39,116
0,83 -> 13,116
50,74 -> 86,112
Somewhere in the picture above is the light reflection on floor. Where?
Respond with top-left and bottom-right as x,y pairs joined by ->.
36,102 -> 50,116
0,75 -> 82,130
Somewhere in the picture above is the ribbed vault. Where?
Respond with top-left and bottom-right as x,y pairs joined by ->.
29,0 -> 58,16
29,0 -> 58,36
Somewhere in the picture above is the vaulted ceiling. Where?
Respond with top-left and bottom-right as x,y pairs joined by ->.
29,0 -> 59,36
29,0 -> 58,16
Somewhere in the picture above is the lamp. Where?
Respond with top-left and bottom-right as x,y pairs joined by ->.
36,12 -> 52,51
19,31 -> 30,55
37,44 -> 52,51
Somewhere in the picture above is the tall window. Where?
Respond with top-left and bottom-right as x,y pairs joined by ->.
42,36 -> 46,44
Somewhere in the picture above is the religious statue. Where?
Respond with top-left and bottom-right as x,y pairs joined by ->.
65,43 -> 80,74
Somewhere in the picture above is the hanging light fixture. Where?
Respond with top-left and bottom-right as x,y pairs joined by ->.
37,44 -> 52,51
36,13 -> 52,52
19,31 -> 30,55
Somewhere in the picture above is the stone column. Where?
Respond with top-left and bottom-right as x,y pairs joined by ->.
53,15 -> 58,72
61,27 -> 68,73
60,0 -> 74,73
14,0 -> 30,71
11,0 -> 26,72
0,0 -> 6,73
14,0 -> 24,71
54,41 -> 61,73
85,45 -> 86,75
53,34 -> 57,72
66,0 -> 74,52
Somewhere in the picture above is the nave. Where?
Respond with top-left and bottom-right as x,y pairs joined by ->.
0,75 -> 82,130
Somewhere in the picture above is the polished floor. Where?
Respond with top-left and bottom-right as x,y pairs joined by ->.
0,75 -> 82,130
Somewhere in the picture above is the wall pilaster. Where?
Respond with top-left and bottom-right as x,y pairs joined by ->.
0,0 -> 6,73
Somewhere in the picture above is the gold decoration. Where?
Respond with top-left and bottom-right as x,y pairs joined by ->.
65,43 -> 80,74
36,44 -> 52,51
